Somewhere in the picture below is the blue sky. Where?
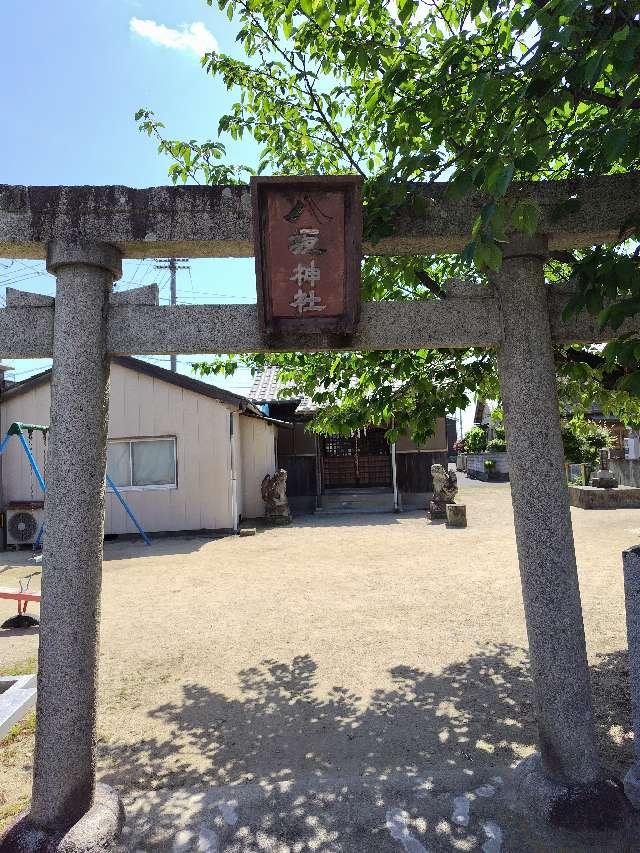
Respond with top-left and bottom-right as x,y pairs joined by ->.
0,0 -> 260,392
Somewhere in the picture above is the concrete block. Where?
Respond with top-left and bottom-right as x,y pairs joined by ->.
495,237 -> 608,817
3,297 -> 640,361
623,546 -> 640,808
568,485 -> 640,510
29,239 -> 121,832
0,674 -> 36,739
446,504 -> 467,528
108,298 -> 502,356
5,288 -> 54,307
2,174 -> 640,260
110,283 -> 159,306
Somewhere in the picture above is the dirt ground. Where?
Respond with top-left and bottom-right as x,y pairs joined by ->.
1,479 -> 639,851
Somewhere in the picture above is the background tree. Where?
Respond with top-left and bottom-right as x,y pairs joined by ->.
463,426 -> 489,454
561,418 -> 614,466
138,0 -> 640,439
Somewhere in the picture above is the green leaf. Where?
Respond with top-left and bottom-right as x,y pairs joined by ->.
603,129 -> 628,162
487,163 -> 514,197
461,240 -> 477,265
619,373 -> 640,397
582,54 -> 603,86
511,200 -> 541,236
515,151 -> 539,173
613,25 -> 630,42
475,239 -> 502,272
397,0 -> 416,24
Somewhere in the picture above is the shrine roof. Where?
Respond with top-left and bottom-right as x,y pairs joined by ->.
249,367 -> 316,416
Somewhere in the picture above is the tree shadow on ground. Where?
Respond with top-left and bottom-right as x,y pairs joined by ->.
101,536 -> 221,562
99,644 -> 636,851
591,648 -> 634,776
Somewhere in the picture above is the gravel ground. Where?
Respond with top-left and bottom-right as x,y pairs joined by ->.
1,479 -> 639,850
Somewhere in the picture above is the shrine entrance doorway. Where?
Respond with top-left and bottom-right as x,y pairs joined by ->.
321,428 -> 392,489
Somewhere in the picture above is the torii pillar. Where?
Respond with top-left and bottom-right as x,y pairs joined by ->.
494,236 -> 624,828
0,240 -> 125,851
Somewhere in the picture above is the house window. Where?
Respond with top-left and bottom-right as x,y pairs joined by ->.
107,438 -> 177,490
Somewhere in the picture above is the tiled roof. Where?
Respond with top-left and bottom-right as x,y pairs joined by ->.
249,366 -> 287,403
249,367 -> 316,415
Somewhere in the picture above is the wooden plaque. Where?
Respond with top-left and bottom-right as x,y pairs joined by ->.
251,175 -> 363,336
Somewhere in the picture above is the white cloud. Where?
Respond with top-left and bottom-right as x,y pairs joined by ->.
130,18 -> 218,56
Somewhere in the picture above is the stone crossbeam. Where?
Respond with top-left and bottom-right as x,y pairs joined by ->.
1,172 -> 638,259
1,295 -> 637,358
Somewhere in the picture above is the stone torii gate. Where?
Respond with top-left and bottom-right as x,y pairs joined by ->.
1,173 -> 639,850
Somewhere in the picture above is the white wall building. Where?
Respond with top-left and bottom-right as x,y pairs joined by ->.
0,357 -> 280,538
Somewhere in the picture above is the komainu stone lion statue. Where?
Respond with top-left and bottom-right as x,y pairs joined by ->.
429,463 -> 458,519
261,469 -> 292,524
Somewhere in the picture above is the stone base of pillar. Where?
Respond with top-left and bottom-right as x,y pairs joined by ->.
0,784 -> 125,853
623,547 -> 640,811
511,753 -> 628,831
624,763 -> 640,809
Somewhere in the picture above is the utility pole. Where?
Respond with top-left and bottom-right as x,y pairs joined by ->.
154,258 -> 189,372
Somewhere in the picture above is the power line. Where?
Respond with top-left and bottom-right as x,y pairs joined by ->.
127,258 -> 146,285
0,270 -> 48,285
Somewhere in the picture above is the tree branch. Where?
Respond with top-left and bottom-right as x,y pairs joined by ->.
556,347 -> 631,390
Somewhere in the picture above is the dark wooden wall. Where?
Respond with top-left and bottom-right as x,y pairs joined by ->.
395,451 -> 448,493
279,455 -> 317,497
281,450 -> 449,496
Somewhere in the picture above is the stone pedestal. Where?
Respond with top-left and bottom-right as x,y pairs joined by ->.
494,236 -> 625,829
623,546 -> 640,807
428,500 -> 447,519
0,240 -> 126,852
446,504 -> 466,528
266,510 -> 292,525
0,784 -> 124,853
590,469 -> 619,489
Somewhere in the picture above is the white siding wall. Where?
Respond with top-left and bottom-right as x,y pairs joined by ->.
0,363 -> 238,534
239,416 -> 277,519
231,411 -> 243,522
0,382 -> 50,507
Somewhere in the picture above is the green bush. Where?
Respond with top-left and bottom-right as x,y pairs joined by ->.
561,420 -> 613,467
486,437 -> 507,452
464,426 -> 487,454
582,428 -> 613,468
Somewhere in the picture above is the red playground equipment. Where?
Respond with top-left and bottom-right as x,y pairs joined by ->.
0,571 -> 41,629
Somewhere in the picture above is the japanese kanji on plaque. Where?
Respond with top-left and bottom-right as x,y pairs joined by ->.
251,175 -> 363,335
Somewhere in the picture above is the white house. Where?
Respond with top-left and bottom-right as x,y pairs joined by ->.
0,357 -> 281,539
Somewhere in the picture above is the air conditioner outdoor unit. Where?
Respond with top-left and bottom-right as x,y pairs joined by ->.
5,502 -> 44,547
